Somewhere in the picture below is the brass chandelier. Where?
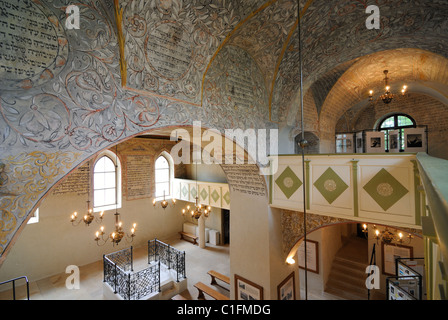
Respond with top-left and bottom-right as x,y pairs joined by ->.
180,160 -> 211,220
153,190 -> 176,210
181,196 -> 211,220
369,70 -> 407,104
362,223 -> 413,245
94,210 -> 137,246
70,183 -> 104,226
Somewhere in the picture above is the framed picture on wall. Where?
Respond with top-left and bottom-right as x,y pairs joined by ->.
298,239 -> 319,274
365,131 -> 385,153
277,271 -> 296,300
404,127 -> 427,153
381,242 -> 414,276
235,274 -> 264,300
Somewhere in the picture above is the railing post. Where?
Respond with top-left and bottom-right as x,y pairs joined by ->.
114,263 -> 118,294
103,254 -> 106,282
158,260 -> 161,293
131,246 -> 134,272
26,279 -> 30,300
128,273 -> 131,300
168,244 -> 171,270
155,238 -> 158,262
176,252 -> 179,282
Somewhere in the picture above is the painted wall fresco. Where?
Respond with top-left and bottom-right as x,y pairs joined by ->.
0,0 -> 275,259
1,0 -> 447,261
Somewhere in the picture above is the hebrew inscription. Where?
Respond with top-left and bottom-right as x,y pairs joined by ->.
0,0 -> 68,90
125,154 -> 152,200
145,21 -> 193,81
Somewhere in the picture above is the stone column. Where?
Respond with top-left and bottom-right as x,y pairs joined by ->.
198,214 -> 206,249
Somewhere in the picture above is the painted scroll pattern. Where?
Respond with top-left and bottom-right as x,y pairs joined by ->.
121,0 -> 264,105
0,151 -> 80,251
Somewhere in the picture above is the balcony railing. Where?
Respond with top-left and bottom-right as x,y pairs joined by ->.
270,153 -> 422,229
103,239 -> 186,300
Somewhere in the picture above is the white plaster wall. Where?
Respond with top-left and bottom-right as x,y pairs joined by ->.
0,190 -> 184,283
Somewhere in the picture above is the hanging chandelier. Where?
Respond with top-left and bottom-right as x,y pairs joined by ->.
94,211 -> 136,246
369,70 -> 407,104
180,160 -> 211,219
70,182 -> 104,226
153,190 -> 176,210
181,196 -> 211,220
362,224 -> 413,245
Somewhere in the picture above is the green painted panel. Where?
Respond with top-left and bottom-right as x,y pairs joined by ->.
190,186 -> 197,199
223,191 -> 230,205
200,188 -> 208,200
211,189 -> 220,203
314,167 -> 349,204
363,168 -> 409,211
182,185 -> 188,197
275,166 -> 302,199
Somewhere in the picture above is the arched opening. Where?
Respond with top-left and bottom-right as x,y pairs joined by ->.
294,132 -> 320,154
376,113 -> 417,152
0,124 -> 276,300
287,219 -> 424,300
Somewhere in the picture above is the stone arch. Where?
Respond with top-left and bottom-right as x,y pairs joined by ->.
281,210 -> 423,262
0,124 -> 269,265
318,48 -> 448,148
294,132 -> 320,154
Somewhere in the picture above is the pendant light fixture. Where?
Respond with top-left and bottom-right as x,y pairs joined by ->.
369,70 -> 407,104
180,158 -> 211,219
70,175 -> 104,226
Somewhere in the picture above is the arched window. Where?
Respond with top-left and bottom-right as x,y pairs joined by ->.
378,114 -> 416,152
155,153 -> 173,199
93,151 -> 121,212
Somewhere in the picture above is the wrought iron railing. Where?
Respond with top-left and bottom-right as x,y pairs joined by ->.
0,276 -> 30,300
103,240 -> 186,300
148,239 -> 186,282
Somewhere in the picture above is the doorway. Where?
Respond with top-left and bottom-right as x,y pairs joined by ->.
222,209 -> 230,244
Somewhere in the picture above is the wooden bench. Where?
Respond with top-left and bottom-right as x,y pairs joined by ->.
207,270 -> 230,290
179,231 -> 198,245
194,282 -> 229,300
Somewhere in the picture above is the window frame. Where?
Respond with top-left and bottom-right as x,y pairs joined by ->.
377,114 -> 417,152
154,151 -> 174,200
28,208 -> 39,224
92,150 -> 122,213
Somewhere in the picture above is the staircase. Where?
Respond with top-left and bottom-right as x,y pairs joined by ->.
324,237 -> 370,300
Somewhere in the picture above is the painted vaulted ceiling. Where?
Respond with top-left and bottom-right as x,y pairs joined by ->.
0,0 -> 448,260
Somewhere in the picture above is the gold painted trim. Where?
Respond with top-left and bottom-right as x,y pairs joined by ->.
268,0 -> 314,122
114,0 -> 127,88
